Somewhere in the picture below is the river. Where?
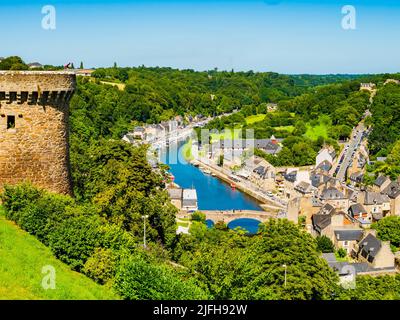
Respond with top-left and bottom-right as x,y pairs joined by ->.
159,141 -> 262,233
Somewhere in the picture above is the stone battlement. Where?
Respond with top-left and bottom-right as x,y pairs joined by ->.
0,71 -> 76,195
0,71 -> 76,93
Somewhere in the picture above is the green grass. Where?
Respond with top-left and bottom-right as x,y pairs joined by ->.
245,114 -> 266,125
304,123 -> 329,140
177,221 -> 190,228
274,125 -> 295,133
210,129 -> 242,143
181,139 -> 194,161
0,207 -> 119,300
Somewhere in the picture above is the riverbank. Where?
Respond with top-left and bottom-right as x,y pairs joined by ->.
191,158 -> 285,213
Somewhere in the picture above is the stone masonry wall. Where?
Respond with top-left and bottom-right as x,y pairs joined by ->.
0,71 -> 76,195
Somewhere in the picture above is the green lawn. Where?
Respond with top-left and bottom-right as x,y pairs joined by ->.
181,139 -> 194,161
245,114 -> 266,125
274,125 -> 295,133
210,129 -> 242,143
304,123 -> 329,140
0,207 -> 119,300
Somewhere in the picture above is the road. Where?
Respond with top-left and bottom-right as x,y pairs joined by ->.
335,123 -> 366,182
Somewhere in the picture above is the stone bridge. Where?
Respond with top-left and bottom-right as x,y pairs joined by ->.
199,210 -> 276,224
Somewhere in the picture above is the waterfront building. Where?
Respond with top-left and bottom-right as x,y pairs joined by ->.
168,188 -> 183,210
182,189 -> 198,212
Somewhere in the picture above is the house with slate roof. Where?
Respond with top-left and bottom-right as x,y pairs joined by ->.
373,175 -> 391,192
348,203 -> 371,226
382,181 -> 400,216
320,186 -> 349,211
361,191 -> 391,220
311,204 -> 352,240
353,232 -> 395,269
334,229 -> 364,254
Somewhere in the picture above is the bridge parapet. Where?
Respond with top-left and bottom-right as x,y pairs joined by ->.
200,210 -> 276,225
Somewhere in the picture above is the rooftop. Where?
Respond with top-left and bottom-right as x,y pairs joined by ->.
334,229 -> 364,241
382,182 -> 400,199
320,187 -> 346,200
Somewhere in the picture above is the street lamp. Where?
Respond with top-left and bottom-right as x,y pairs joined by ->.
282,264 -> 287,287
142,215 -> 149,249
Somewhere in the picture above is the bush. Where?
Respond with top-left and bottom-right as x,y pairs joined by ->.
113,257 -> 209,300
83,248 -> 119,285
337,248 -> 347,258
48,215 -> 103,270
191,211 -> 206,223
316,235 -> 335,253
1,183 -> 43,221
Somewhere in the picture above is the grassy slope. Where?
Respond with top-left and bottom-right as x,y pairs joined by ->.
245,114 -> 266,125
304,123 -> 329,140
0,207 -> 119,300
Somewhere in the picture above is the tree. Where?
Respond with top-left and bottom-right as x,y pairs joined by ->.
113,257 -> 210,300
80,61 -> 84,69
316,235 -> 335,253
372,216 -> 400,249
0,56 -> 29,70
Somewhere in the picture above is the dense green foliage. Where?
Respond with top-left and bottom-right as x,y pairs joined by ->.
372,216 -> 400,250
368,82 -> 400,178
1,184 -> 209,300
316,236 -> 335,253
0,206 -> 118,300
203,80 -> 370,166
172,220 -> 339,300
337,275 -> 400,300
0,56 -> 29,70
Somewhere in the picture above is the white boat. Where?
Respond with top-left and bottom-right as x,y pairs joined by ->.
203,169 -> 212,175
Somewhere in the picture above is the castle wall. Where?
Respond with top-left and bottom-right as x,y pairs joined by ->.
0,71 -> 76,195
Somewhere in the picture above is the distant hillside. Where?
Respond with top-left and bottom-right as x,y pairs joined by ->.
0,207 -> 119,300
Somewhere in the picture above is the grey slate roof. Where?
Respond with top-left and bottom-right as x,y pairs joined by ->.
294,181 -> 312,194
364,191 -> 390,205
334,229 -> 364,242
312,214 -> 331,231
358,234 -> 381,261
382,182 -> 400,199
320,187 -> 346,200
374,175 -> 389,187
167,188 -> 182,200
319,203 -> 336,215
350,171 -> 364,182
316,160 -> 332,172
349,203 -> 367,215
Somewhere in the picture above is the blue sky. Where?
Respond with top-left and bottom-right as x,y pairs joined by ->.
0,0 -> 399,74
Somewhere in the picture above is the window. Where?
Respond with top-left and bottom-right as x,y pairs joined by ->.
7,115 -> 15,129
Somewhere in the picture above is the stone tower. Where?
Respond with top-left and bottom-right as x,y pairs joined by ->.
0,71 -> 76,195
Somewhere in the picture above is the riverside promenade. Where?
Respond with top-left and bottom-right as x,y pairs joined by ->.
191,158 -> 287,211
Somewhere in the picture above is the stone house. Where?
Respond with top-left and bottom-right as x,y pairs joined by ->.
182,189 -> 198,212
361,191 -> 391,221
319,186 -> 349,211
316,148 -> 336,167
167,188 -> 183,210
353,232 -> 395,269
311,204 -> 352,240
373,175 -> 391,193
334,229 -> 364,255
348,203 -> 370,222
294,181 -> 313,197
349,171 -> 364,185
382,181 -> 400,216
132,126 -> 146,140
